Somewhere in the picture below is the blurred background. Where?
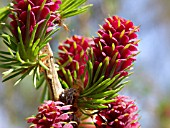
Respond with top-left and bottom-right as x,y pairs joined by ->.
0,0 -> 170,127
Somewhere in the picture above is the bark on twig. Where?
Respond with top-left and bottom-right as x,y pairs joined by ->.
41,43 -> 64,100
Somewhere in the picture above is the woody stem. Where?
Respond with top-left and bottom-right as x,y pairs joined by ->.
42,43 -> 64,100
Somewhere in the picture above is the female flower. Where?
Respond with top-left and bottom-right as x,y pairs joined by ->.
58,35 -> 91,88
92,16 -> 139,79
27,100 -> 78,128
94,95 -> 140,128
9,0 -> 61,61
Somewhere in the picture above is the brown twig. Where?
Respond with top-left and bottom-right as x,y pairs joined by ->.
41,43 -> 64,101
